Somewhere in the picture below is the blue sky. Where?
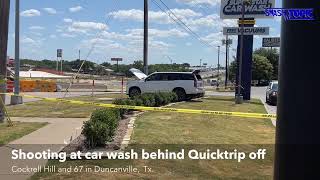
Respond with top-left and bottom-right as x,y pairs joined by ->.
7,0 -> 282,66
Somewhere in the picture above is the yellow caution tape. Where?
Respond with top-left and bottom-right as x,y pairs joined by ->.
3,93 -> 277,119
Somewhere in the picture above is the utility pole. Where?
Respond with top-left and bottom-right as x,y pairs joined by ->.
217,46 -> 220,78
235,0 -> 246,104
274,1 -> 320,179
143,0 -> 148,75
78,50 -> 81,61
11,0 -> 23,105
200,59 -> 202,68
0,0 -> 10,123
225,35 -> 229,88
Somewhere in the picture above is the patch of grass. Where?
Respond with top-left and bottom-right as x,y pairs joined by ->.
0,121 -> 47,145
6,94 -> 127,118
132,97 -> 274,144
32,96 -> 275,179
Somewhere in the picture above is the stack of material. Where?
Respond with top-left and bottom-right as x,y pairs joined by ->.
20,80 -> 57,92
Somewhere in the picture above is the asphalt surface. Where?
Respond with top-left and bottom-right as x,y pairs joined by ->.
251,86 -> 277,115
4,91 -> 117,105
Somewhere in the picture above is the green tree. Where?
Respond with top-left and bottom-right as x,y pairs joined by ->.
252,54 -> 273,82
254,48 -> 279,79
229,60 -> 237,81
229,54 -> 273,82
101,62 -> 111,67
132,60 -> 143,71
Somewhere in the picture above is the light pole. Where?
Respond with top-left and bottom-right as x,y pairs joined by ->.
225,35 -> 230,88
143,0 -> 149,75
217,46 -> 220,85
235,0 -> 250,104
11,0 -> 23,105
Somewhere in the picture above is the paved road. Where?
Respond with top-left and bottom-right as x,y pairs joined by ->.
251,86 -> 277,114
4,91 -> 119,105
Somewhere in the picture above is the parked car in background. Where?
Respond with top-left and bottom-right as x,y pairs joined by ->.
266,81 -> 278,105
252,80 -> 270,86
127,68 -> 205,101
210,79 -> 218,86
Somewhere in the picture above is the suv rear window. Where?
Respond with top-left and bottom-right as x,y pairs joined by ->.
179,74 -> 195,80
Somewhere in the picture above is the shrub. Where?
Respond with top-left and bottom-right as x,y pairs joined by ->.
169,92 -> 178,102
154,93 -> 165,107
140,94 -> 156,107
82,108 -> 120,148
163,92 -> 174,104
82,120 -> 109,148
133,98 -> 143,106
133,92 -> 177,107
123,99 -> 136,113
113,99 -> 128,118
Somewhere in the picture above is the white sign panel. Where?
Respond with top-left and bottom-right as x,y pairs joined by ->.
262,37 -> 280,47
220,0 -> 275,19
223,27 -> 269,35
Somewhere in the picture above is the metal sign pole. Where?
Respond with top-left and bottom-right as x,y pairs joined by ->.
225,36 -> 229,88
235,1 -> 245,104
217,46 -> 220,86
60,58 -> 63,75
14,0 -> 20,95
56,56 -> 58,71
11,0 -> 23,105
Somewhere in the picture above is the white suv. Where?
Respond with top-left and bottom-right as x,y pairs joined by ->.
127,68 -> 205,100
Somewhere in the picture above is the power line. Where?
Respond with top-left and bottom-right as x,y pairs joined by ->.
153,0 -> 227,55
151,0 -> 212,49
61,0 -> 119,99
159,0 -> 216,48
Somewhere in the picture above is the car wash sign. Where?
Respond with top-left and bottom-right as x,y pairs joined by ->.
220,0 -> 275,19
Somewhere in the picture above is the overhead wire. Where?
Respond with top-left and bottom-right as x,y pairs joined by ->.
152,0 -> 227,55
61,0 -> 119,99
157,0 -> 215,49
52,0 -> 120,111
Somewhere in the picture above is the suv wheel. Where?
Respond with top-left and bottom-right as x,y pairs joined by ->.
129,87 -> 141,97
174,88 -> 186,101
